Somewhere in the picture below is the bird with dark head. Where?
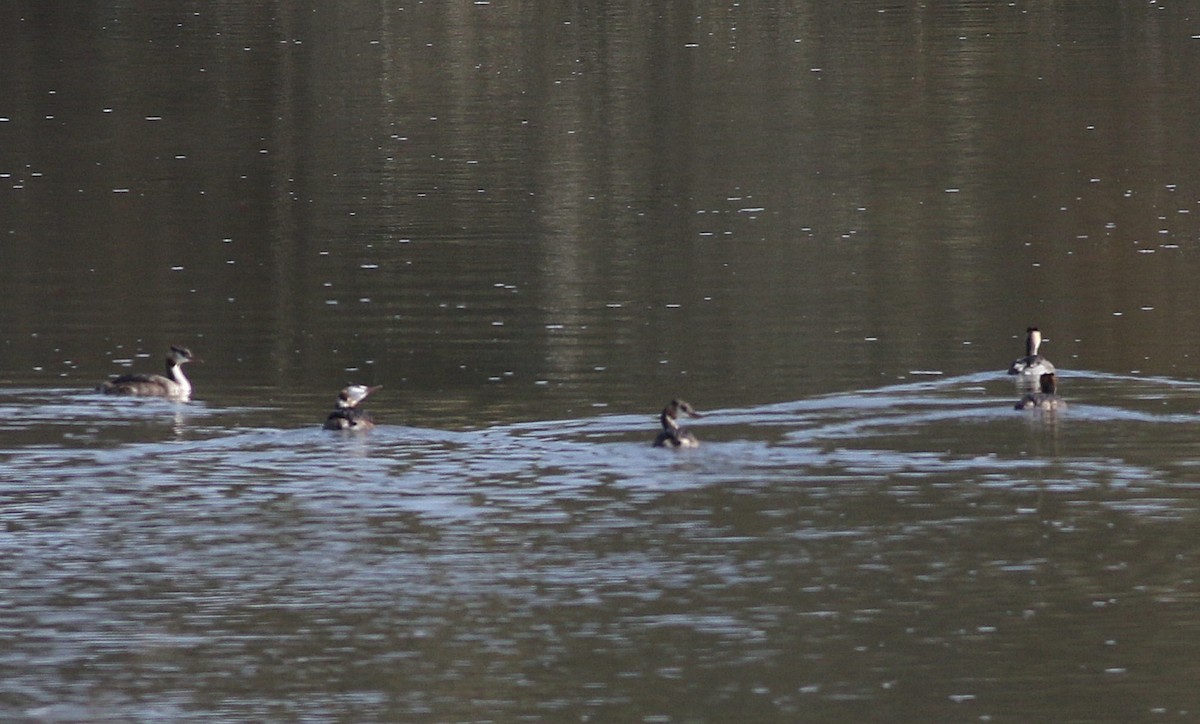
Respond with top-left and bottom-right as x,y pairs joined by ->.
1015,372 -> 1065,410
97,346 -> 197,399
324,384 -> 382,431
1008,326 -> 1055,378
653,399 -> 703,448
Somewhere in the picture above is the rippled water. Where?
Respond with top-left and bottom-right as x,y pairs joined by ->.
4,369 -> 1200,720
7,1 -> 1200,720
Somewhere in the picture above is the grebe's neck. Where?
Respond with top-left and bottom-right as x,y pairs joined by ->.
1026,329 -> 1042,356
167,360 -> 192,396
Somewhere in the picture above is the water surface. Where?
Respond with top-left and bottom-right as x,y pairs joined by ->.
4,2 -> 1200,720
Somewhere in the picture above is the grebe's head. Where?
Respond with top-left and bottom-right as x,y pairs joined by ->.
167,346 -> 197,365
337,384 -> 382,408
663,399 -> 703,420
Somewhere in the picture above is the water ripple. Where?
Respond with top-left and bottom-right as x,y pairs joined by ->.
3,372 -> 1200,718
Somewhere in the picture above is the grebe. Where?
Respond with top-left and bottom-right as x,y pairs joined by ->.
1015,372 -> 1065,410
97,346 -> 196,399
324,384 -> 381,431
653,399 -> 703,448
1008,326 -> 1055,377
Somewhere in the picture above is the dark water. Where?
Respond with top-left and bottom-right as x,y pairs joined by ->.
4,2 -> 1200,721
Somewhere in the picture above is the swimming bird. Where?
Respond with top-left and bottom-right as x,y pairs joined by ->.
97,346 -> 197,399
1008,326 -> 1055,377
1015,372 -> 1065,410
653,399 -> 703,448
324,384 -> 381,431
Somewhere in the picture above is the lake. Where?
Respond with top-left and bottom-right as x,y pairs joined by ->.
3,2 -> 1200,720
